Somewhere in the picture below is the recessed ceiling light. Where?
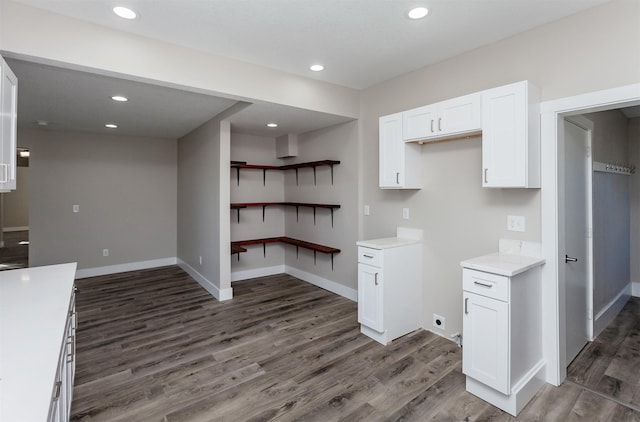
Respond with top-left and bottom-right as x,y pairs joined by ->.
18,150 -> 30,158
111,95 -> 128,102
310,64 -> 324,72
113,6 -> 137,19
408,7 -> 429,19
36,120 -> 50,126
105,123 -> 118,129
266,123 -> 278,128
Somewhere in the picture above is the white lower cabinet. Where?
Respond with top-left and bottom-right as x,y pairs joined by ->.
462,266 -> 544,416
356,230 -> 422,345
49,288 -> 76,422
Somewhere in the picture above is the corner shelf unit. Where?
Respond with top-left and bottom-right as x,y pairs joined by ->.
231,202 -> 341,226
231,160 -> 340,185
231,237 -> 340,270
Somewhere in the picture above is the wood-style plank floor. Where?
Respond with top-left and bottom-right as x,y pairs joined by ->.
567,297 -> 640,412
70,267 -> 640,421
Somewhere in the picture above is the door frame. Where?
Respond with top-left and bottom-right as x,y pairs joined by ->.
540,83 -> 640,386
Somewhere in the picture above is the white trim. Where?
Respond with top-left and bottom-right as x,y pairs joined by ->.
231,265 -> 285,282
2,226 -> 29,232
177,258 -> 233,301
593,283 -> 631,339
540,82 -> 640,386
231,264 -> 357,302
633,282 -> 640,297
285,265 -> 357,302
75,257 -> 177,279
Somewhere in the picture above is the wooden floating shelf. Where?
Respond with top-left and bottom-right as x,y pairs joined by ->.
230,202 -> 340,226
230,160 -> 340,186
231,236 -> 340,269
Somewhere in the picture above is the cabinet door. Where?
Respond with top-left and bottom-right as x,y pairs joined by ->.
402,104 -> 437,141
0,56 -> 18,192
379,113 -> 403,188
358,263 -> 383,332
481,82 -> 527,188
438,93 -> 481,136
462,291 -> 509,394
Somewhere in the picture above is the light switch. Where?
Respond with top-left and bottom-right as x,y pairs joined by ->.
402,208 -> 410,220
73,205 -> 80,213
364,205 -> 370,216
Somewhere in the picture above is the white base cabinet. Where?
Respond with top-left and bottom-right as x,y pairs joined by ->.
461,265 -> 544,416
357,229 -> 422,345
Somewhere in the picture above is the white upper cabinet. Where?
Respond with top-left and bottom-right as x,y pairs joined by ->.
0,56 -> 18,193
482,81 -> 540,188
402,92 -> 481,142
379,113 -> 422,189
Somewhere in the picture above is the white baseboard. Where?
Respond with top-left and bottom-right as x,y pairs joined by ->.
633,282 -> 640,297
177,259 -> 233,301
231,264 -> 357,302
2,226 -> 29,232
231,265 -> 285,282
75,257 -> 177,279
593,283 -> 632,339
285,265 -> 357,302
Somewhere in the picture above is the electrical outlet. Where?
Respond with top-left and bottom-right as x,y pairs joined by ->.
364,205 -> 370,216
73,204 -> 79,213
507,215 -> 525,232
199,256 -> 202,265
102,249 -> 109,257
402,208 -> 410,220
433,314 -> 446,330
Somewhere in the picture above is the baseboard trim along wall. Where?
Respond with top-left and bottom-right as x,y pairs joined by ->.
633,282 -> 640,297
593,282 -> 632,339
178,259 -> 233,301
231,265 -> 286,282
231,265 -> 357,302
2,226 -> 29,232
75,257 -> 178,279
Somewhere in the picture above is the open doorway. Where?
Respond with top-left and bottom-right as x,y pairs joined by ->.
540,83 -> 640,387
0,147 -> 29,270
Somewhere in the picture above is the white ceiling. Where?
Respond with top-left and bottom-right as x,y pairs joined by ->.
6,0 -> 614,139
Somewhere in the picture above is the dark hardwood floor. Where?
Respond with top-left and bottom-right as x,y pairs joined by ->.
567,296 -> 640,412
70,267 -> 640,421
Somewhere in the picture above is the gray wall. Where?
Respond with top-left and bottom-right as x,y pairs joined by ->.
19,128 -> 177,269
2,166 -> 29,228
359,0 -> 640,337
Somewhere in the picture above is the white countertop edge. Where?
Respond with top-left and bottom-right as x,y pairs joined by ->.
356,236 -> 422,249
460,253 -> 545,277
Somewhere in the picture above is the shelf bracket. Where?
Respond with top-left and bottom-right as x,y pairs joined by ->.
237,253 -> 240,261
295,168 -> 299,186
236,208 -> 241,224
330,164 -> 335,185
331,253 -> 335,271
330,209 -> 334,228
263,243 -> 266,258
262,205 -> 266,222
296,206 -> 299,222
313,166 -> 317,185
236,167 -> 240,186
262,169 -> 267,186
313,207 -> 316,225
314,250 -> 317,265
296,245 -> 299,259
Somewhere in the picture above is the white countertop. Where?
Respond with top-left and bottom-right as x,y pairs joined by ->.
357,236 -> 422,249
0,263 -> 77,422
460,252 -> 545,277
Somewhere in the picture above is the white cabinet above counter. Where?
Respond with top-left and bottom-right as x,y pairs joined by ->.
379,80 -> 540,189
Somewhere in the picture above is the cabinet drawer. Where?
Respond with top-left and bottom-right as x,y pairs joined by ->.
463,269 -> 509,301
358,246 -> 382,267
